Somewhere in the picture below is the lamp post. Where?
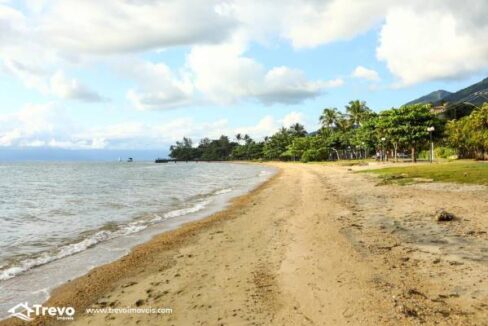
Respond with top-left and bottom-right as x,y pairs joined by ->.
381,137 -> 386,161
427,126 -> 435,163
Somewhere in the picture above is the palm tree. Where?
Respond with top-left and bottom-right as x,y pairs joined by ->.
345,100 -> 370,127
289,123 -> 307,137
319,108 -> 339,129
235,133 -> 242,144
335,113 -> 350,132
243,134 -> 252,145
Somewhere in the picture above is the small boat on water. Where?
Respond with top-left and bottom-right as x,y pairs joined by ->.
127,157 -> 133,162
154,158 -> 169,163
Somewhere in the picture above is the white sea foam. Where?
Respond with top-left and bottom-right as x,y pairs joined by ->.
214,188 -> 233,195
150,214 -> 164,222
0,200 -> 214,281
163,200 -> 211,219
0,227 -> 148,281
259,170 -> 273,177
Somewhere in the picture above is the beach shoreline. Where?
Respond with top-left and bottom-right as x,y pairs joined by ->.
2,162 -> 487,325
0,161 -> 276,321
0,162 -> 281,326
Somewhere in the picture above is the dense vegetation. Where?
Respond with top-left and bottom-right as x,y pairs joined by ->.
169,101 -> 488,162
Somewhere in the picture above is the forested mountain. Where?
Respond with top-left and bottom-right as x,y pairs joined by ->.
407,77 -> 488,106
407,90 -> 452,105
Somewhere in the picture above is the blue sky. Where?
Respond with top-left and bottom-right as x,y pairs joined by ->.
1,0 -> 488,156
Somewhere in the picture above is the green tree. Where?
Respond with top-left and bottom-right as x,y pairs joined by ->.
353,117 -> 378,158
263,127 -> 295,160
319,108 -> 339,129
288,123 -> 308,137
285,136 -> 311,161
235,133 -> 242,143
286,136 -> 330,162
345,100 -> 371,127
230,135 -> 264,160
243,134 -> 251,144
335,113 -> 351,132
447,103 -> 488,159
376,104 -> 440,162
169,137 -> 195,160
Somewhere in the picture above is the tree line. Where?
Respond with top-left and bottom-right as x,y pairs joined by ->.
169,100 -> 488,162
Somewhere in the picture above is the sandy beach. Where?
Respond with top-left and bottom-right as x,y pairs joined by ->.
2,162 -> 487,325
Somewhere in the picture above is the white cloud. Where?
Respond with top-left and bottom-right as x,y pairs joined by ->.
226,0 -> 488,85
282,0 -> 388,48
1,103 -> 304,149
258,67 -> 343,105
281,112 -> 304,128
352,66 -> 380,81
187,39 -> 263,104
2,60 -> 106,102
2,0 -> 488,110
3,59 -> 49,93
233,116 -> 277,139
1,0 -> 345,108
122,60 -> 194,110
0,103 -> 68,146
38,0 -> 234,54
187,40 -> 343,105
215,0 -> 387,48
377,1 -> 488,85
50,71 -> 106,102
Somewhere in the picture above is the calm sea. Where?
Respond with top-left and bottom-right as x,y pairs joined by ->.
0,161 -> 274,318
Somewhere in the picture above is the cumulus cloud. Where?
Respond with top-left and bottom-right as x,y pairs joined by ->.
352,66 -> 380,81
122,60 -> 194,110
282,0 -> 389,48
281,111 -> 305,127
0,103 -> 111,149
377,1 -> 488,85
1,0 -> 488,110
257,67 -> 343,105
0,103 -> 303,149
187,40 -> 343,105
2,59 -> 49,92
227,0 -> 488,85
0,103 -> 66,147
0,0 -> 347,108
50,71 -> 106,102
2,60 -> 105,102
38,0 -> 234,53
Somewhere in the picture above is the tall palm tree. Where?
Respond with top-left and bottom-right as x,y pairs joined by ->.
289,123 -> 307,137
243,134 -> 252,145
319,108 -> 339,129
345,100 -> 370,127
235,133 -> 242,143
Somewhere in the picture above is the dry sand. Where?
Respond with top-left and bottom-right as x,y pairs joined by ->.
2,162 -> 487,325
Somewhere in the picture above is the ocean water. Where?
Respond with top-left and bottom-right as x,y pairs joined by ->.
0,161 -> 275,318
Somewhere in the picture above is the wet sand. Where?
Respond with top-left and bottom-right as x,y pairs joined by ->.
2,162 -> 487,325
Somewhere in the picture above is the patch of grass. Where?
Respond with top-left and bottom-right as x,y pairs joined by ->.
313,159 -> 372,167
361,160 -> 488,186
